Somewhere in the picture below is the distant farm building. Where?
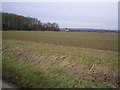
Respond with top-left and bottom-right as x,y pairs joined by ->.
64,28 -> 70,32
60,28 -> 70,32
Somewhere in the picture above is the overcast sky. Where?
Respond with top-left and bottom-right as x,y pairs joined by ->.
2,2 -> 118,30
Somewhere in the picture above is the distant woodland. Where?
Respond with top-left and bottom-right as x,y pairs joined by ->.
2,12 -> 60,31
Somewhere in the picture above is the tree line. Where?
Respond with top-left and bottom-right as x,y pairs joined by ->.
2,12 -> 60,31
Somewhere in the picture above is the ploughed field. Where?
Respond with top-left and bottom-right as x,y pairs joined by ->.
2,31 -> 118,88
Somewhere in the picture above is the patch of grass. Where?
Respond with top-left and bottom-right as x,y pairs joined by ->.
2,40 -> 118,88
3,52 -> 110,88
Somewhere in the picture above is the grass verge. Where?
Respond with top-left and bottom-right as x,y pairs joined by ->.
2,40 -> 118,88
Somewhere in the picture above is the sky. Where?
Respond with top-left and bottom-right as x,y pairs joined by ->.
2,1 -> 118,30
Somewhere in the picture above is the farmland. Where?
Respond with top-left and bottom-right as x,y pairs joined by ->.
2,31 -> 118,88
3,31 -> 118,51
